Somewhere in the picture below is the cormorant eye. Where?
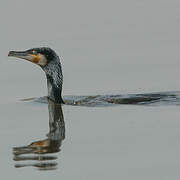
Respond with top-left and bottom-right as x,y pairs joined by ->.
32,50 -> 38,55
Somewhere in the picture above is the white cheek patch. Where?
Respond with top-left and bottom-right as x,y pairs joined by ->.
38,54 -> 47,66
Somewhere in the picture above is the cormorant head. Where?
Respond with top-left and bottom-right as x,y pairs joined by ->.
8,47 -> 58,67
8,47 -> 64,104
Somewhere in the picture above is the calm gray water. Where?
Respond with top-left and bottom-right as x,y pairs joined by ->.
1,0 -> 180,179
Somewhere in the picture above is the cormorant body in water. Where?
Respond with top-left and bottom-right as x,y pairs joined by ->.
8,47 -> 180,107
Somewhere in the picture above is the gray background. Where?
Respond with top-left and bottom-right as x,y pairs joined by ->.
1,0 -> 180,179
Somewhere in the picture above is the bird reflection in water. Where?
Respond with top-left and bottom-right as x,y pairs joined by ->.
13,99 -> 65,170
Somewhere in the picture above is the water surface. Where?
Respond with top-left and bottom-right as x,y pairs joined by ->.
1,0 -> 180,179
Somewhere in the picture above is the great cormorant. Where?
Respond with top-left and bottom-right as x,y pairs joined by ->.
8,47 -> 174,107
8,47 -> 64,104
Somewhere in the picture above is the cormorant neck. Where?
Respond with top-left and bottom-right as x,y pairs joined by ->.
46,75 -> 64,104
42,56 -> 64,104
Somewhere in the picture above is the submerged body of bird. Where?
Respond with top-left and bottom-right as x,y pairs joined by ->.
8,47 -> 180,107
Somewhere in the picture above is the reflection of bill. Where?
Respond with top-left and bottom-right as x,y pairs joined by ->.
13,99 -> 65,171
